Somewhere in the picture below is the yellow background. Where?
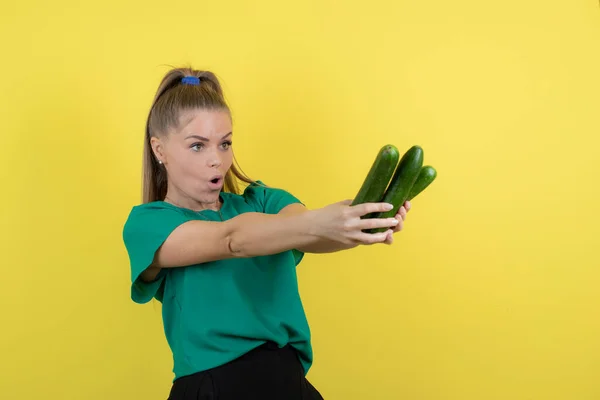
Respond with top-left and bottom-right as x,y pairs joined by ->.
1,0 -> 599,399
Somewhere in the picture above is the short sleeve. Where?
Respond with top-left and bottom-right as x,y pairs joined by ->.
244,181 -> 305,265
244,180 -> 304,214
122,203 -> 191,304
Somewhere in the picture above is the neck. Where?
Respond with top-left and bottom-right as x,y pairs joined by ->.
164,193 -> 222,212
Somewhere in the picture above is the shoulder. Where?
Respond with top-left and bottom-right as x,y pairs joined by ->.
240,180 -> 304,214
125,201 -> 189,221
126,200 -> 180,215
241,180 -> 299,199
122,201 -> 195,301
122,201 -> 192,242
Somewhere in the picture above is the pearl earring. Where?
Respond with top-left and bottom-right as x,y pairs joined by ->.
158,160 -> 163,164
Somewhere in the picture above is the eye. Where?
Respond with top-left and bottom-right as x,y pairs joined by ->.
221,140 -> 232,150
191,142 -> 204,151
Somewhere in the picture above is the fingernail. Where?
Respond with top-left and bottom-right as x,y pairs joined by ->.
385,203 -> 393,210
392,219 -> 399,225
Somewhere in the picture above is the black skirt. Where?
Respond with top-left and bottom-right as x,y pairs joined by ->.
167,342 -> 324,400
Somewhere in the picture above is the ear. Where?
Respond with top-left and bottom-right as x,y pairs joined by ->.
150,136 -> 166,164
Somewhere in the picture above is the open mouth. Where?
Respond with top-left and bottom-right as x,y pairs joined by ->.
209,176 -> 223,187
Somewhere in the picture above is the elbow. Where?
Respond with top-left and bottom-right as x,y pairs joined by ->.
227,232 -> 257,258
223,220 -> 249,258
225,232 -> 244,258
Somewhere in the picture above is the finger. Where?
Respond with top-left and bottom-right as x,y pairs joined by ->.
357,229 -> 392,245
398,206 -> 407,221
358,217 -> 399,231
339,199 -> 353,206
393,218 -> 404,232
405,200 -> 411,212
350,202 -> 394,217
384,231 -> 394,244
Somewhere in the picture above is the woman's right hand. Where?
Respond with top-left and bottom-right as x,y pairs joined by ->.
309,199 -> 399,246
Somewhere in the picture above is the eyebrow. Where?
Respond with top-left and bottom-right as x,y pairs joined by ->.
185,132 -> 232,141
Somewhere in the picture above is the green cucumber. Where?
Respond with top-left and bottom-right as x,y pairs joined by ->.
407,165 -> 437,201
351,144 -> 400,209
370,145 -> 424,232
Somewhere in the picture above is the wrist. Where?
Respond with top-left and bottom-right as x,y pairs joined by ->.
301,209 -> 322,240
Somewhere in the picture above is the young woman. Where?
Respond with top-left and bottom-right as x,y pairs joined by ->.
122,67 -> 411,400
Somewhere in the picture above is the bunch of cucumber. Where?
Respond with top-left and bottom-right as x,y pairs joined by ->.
351,144 -> 437,233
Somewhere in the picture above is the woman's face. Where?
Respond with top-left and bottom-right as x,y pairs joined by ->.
151,108 -> 233,210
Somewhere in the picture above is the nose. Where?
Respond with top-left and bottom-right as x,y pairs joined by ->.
207,149 -> 222,168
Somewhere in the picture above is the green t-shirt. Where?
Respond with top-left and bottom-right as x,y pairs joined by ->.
122,181 -> 312,381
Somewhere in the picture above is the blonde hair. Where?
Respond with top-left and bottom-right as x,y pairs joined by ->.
142,66 -> 256,203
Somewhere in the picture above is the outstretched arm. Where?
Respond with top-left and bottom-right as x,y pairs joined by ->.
137,201 -> 399,282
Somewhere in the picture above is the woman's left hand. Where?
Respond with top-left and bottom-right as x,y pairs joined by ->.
384,200 -> 411,244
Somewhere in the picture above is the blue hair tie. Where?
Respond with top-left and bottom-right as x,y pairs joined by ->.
181,76 -> 200,85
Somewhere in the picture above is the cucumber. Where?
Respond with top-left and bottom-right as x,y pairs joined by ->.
369,145 -> 424,232
407,165 -> 437,201
351,144 -> 400,208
